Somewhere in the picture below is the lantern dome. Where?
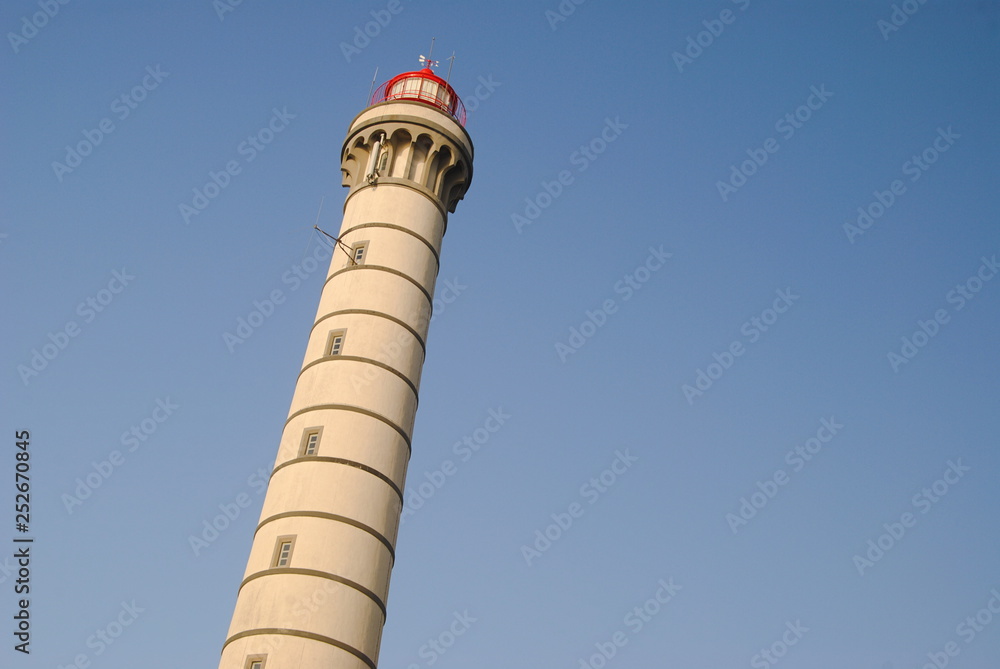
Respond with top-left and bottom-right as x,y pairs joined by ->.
370,67 -> 467,126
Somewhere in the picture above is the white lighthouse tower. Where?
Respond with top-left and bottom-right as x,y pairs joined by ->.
218,60 -> 473,669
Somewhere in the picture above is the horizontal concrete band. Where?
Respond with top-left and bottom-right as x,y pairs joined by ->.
284,403 -> 411,456
222,628 -> 376,669
311,308 -> 427,356
238,567 -> 387,619
339,221 -> 441,269
255,510 -> 395,562
296,354 -> 419,403
343,173 -> 449,221
270,456 -> 404,504
324,264 -> 434,310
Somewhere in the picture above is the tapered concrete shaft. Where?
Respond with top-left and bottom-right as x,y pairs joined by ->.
219,85 -> 472,669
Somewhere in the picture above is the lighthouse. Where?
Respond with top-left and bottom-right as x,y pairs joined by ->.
218,59 -> 473,669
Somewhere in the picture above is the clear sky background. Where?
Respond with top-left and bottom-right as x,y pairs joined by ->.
2,1 -> 999,668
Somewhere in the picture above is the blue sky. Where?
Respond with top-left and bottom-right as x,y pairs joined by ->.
2,1 -> 999,668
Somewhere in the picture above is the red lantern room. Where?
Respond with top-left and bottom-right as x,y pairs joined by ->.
369,61 -> 467,127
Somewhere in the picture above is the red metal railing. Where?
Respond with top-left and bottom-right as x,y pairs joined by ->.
369,77 -> 467,127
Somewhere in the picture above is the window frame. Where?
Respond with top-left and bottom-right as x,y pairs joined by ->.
271,536 -> 296,568
351,241 -> 369,265
245,655 -> 266,669
326,329 -> 347,356
300,427 -> 323,456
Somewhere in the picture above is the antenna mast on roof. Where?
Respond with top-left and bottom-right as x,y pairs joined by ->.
366,66 -> 378,104
445,52 -> 456,83
420,37 -> 439,70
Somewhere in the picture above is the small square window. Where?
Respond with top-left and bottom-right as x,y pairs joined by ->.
326,330 -> 346,356
245,655 -> 266,669
352,242 -> 368,265
301,428 -> 321,456
272,537 -> 295,567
